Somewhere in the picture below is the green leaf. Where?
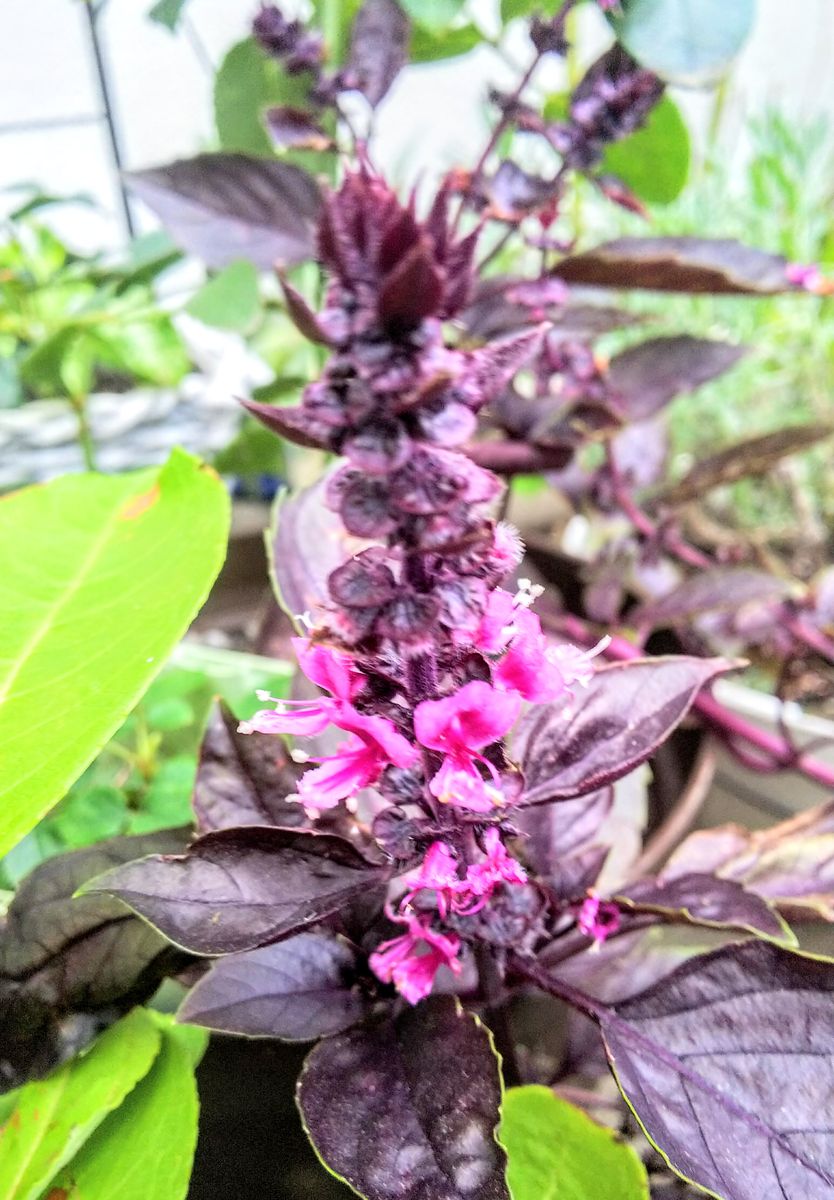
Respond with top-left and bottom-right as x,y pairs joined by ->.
609,0 -> 756,85
398,0 -> 467,31
498,1085 -> 650,1200
148,0 -> 189,31
603,94 -> 690,204
0,1008 -> 161,1200
500,0 -> 561,20
0,449 -> 230,859
186,260 -> 261,332
410,21 -> 481,61
49,1016 -> 207,1200
214,37 -> 309,157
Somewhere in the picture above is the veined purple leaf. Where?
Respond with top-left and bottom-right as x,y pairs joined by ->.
658,422 -> 834,506
551,237 -> 790,294
596,941 -> 834,1199
607,335 -> 746,421
463,325 -> 545,411
178,932 -> 367,1040
516,657 -> 734,805
278,274 -> 335,345
611,417 -> 669,490
515,787 -> 613,896
192,701 -> 305,834
348,0 -> 410,107
615,873 -> 790,942
297,997 -> 509,1200
239,397 -> 331,450
664,802 -> 834,922
269,469 -> 373,622
127,153 -> 322,269
631,568 -> 788,629
0,830 -> 190,1089
83,827 -> 388,955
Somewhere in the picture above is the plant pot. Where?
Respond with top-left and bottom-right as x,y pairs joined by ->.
0,375 -> 243,492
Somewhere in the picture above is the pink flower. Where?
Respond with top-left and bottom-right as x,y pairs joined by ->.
491,523 -> 525,574
786,262 -> 833,295
495,611 -> 610,703
465,828 -> 527,903
577,892 -> 621,946
414,681 -> 520,809
404,841 -> 471,917
297,709 -> 419,810
405,831 -> 528,918
293,636 -> 365,701
472,589 -> 518,655
369,912 -> 462,1004
238,637 -> 365,738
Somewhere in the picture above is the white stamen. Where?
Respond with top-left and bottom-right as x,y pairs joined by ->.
290,748 -> 310,763
237,720 -> 254,735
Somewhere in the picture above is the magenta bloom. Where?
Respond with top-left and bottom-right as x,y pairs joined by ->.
297,709 -> 419,810
369,912 -> 462,1004
465,828 -> 527,903
577,892 -> 621,945
495,612 -> 610,703
414,681 -> 521,809
239,637 -> 364,738
786,262 -> 825,293
404,841 -> 470,917
472,589 -> 518,655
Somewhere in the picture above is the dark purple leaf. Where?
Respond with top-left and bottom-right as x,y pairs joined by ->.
279,274 -> 334,344
664,802 -> 834,922
596,941 -> 834,1199
239,397 -> 331,450
297,997 -> 509,1200
269,469 -> 373,620
516,656 -> 734,805
192,701 -> 305,834
632,568 -> 788,629
462,326 -> 545,411
348,0 -> 410,107
658,422 -> 834,505
342,418 -> 412,473
328,549 -> 397,608
340,475 -> 398,537
83,827 -> 388,955
515,787 -> 614,896
615,873 -> 789,941
127,153 -> 322,269
607,335 -> 746,421
552,237 -> 790,294
265,106 -> 334,152
378,240 -> 444,332
178,932 -> 368,1040
0,830 -> 190,1090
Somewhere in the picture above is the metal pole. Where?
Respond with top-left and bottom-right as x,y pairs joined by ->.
83,0 -> 136,238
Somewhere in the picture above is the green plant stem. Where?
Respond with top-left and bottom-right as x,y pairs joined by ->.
70,394 -> 97,471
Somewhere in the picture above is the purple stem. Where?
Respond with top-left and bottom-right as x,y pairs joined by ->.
554,611 -> 834,791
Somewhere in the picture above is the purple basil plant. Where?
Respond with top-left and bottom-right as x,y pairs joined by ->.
3,5 -> 834,1200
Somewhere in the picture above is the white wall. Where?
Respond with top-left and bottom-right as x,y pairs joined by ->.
3,0 -> 834,252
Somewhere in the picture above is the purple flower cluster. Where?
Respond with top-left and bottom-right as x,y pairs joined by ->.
243,165 -> 614,1002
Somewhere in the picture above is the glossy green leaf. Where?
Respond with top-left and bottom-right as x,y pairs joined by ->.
185,261 -> 261,331
0,449 -> 230,859
398,0 -> 467,30
49,1016 -> 207,1200
603,94 -> 690,204
410,21 -> 481,61
609,0 -> 756,85
0,1008 -> 161,1200
214,37 -> 309,158
498,1085 -> 649,1200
